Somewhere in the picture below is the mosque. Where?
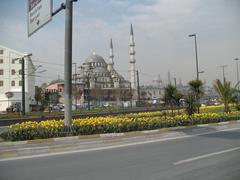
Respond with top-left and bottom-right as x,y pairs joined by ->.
74,24 -> 137,107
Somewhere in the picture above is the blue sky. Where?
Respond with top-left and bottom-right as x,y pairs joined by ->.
0,0 -> 240,86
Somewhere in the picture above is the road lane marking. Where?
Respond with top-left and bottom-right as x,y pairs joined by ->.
218,122 -> 229,125
173,146 -> 240,165
1,127 -> 240,162
197,124 -> 209,127
142,130 -> 159,134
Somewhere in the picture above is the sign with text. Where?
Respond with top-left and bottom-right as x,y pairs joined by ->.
28,0 -> 52,37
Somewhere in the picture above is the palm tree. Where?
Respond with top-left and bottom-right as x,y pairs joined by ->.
164,84 -> 177,116
185,93 -> 197,116
213,79 -> 234,112
188,79 -> 204,113
174,92 -> 183,114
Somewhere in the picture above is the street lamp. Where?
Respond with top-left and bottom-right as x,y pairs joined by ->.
234,58 -> 239,85
234,58 -> 239,103
219,65 -> 228,82
84,71 -> 91,110
188,34 -> 199,80
12,53 -> 32,115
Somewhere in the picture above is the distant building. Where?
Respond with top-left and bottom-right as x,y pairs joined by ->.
140,85 -> 164,104
75,48 -> 131,107
0,45 -> 35,112
45,82 -> 65,104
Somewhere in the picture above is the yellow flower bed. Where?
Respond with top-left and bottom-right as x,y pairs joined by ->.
2,111 -> 240,141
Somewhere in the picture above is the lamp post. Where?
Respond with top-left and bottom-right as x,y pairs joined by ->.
234,58 -> 239,85
188,34 -> 199,80
136,70 -> 140,107
12,53 -> 32,115
84,72 -> 91,110
219,65 -> 228,82
72,62 -> 77,109
234,58 -> 239,104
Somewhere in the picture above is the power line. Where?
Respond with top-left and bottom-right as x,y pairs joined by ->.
32,60 -> 64,66
0,56 -> 64,66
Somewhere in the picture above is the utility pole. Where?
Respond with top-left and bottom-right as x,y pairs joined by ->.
234,58 -> 239,103
174,77 -> 177,87
136,70 -> 140,107
189,34 -> 199,80
219,65 -> 227,82
64,0 -> 78,129
21,57 -> 25,115
13,54 -> 32,115
235,58 -> 239,85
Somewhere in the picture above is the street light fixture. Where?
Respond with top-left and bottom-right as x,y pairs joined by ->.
234,58 -> 239,85
188,33 -> 200,80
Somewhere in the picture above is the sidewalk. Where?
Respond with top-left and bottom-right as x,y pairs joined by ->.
0,120 -> 240,161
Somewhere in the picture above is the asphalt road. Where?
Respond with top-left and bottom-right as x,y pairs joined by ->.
0,128 -> 240,180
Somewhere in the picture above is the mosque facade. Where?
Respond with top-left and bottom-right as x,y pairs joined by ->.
74,25 -> 137,107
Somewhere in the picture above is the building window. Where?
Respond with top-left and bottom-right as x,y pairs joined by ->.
0,81 -> 3,86
11,81 -> 15,86
0,49 -> 3,54
19,69 -> 22,75
0,69 -> 3,75
19,59 -> 22,64
0,59 -> 3,63
12,59 -> 15,64
11,69 -> 16,75
19,81 -> 22,86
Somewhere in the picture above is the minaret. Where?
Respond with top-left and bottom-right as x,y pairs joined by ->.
107,38 -> 114,72
130,24 -> 136,89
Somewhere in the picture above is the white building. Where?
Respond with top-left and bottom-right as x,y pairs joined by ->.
0,45 -> 35,112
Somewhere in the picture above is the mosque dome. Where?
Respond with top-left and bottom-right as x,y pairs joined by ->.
85,52 -> 106,65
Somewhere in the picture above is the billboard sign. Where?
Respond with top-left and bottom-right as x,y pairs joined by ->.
28,0 -> 52,37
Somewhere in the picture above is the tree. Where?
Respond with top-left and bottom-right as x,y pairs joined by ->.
188,79 -> 204,113
213,79 -> 235,112
185,93 -> 198,116
164,84 -> 177,116
174,91 -> 183,114
35,86 -> 43,105
72,86 -> 82,105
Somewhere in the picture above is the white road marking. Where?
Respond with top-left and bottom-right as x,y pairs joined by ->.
197,124 -> 209,127
218,122 -> 229,125
174,146 -> 240,165
142,129 -> 159,134
100,133 -> 125,137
